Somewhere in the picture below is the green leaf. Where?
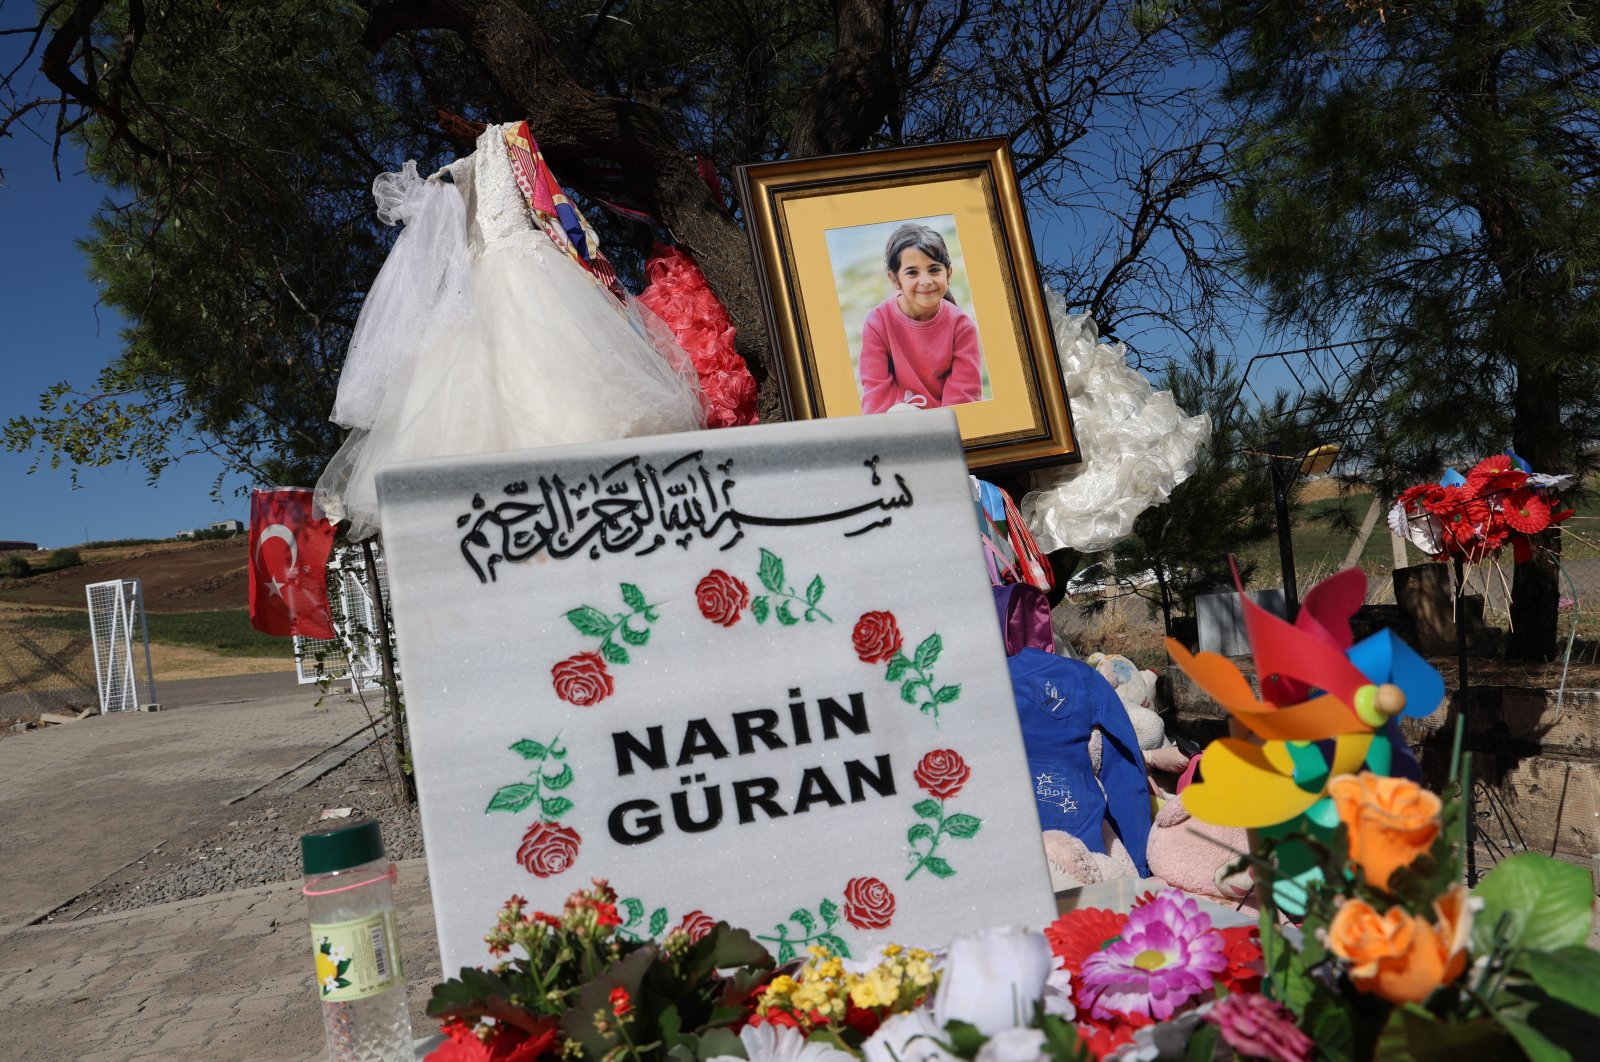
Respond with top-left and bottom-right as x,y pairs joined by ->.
913,798 -> 942,819
789,907 -> 815,933
805,574 -> 824,605
907,823 -> 935,844
566,605 -> 613,637
509,739 -> 547,761
618,623 -> 650,646
485,783 -> 539,814
914,632 -> 942,670
1519,949 -> 1600,1017
1496,1016 -> 1572,1062
944,1020 -> 986,1055
541,762 -> 574,790
696,1028 -> 744,1060
1038,1013 -> 1093,1062
922,856 -> 955,878
818,898 -> 840,925
1474,852 -> 1594,953
683,923 -> 773,984
600,640 -> 630,665
649,907 -> 670,938
751,596 -> 770,623
540,796 -> 574,819
944,813 -> 983,838
621,897 -> 645,926
815,932 -> 852,958
901,679 -> 922,704
776,601 -> 798,626
1185,1022 -> 1222,1062
885,656 -> 910,681
758,548 -> 784,593
934,683 -> 962,704
775,940 -> 795,964
620,582 -> 647,611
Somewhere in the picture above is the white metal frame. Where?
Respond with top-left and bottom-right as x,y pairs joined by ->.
293,546 -> 385,692
85,578 -> 156,713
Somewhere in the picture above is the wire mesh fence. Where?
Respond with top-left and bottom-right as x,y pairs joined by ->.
0,610 -> 98,723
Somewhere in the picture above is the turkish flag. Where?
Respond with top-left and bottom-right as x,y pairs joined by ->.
248,488 -> 337,638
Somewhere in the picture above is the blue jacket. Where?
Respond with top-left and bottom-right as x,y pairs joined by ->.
1007,649 -> 1152,875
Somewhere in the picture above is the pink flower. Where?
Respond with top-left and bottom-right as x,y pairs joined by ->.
1078,889 -> 1227,1020
1206,993 -> 1314,1062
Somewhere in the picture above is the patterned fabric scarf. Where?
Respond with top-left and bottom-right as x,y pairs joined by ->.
502,121 -> 625,301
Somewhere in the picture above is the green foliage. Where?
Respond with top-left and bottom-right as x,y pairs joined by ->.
26,608 -> 292,657
0,554 -> 34,578
1472,853 -> 1595,955
46,548 -> 83,570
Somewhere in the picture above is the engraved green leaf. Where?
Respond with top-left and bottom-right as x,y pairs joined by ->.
649,908 -> 669,937
619,624 -> 650,646
790,908 -> 815,933
818,898 -> 840,925
805,575 -> 824,606
758,548 -> 785,593
900,679 -> 922,705
776,601 -> 799,626
922,857 -> 955,879
944,814 -> 983,838
914,633 -> 943,671
816,933 -> 852,958
510,739 -> 548,761
567,606 -> 613,637
600,641 -> 630,665
913,798 -> 942,819
540,796 -> 574,819
622,898 -> 645,925
934,684 -> 962,704
776,940 -> 796,964
620,583 -> 647,611
752,596 -> 770,624
908,823 -> 936,844
542,762 -> 574,790
486,783 -> 539,814
885,656 -> 911,681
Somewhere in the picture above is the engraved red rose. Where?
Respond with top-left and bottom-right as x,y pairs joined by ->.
842,876 -> 896,930
517,821 -> 581,877
695,570 -> 750,627
674,909 -> 717,944
551,652 -> 613,706
852,611 -> 903,663
913,749 -> 971,800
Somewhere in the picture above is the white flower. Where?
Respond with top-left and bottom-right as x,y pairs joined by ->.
1042,965 -> 1075,1020
933,927 -> 1052,1035
861,1008 -> 957,1062
974,1027 -> 1047,1062
708,1023 -> 855,1062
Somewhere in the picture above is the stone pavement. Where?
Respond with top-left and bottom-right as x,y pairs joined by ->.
0,860 -> 440,1061
0,672 -> 430,1059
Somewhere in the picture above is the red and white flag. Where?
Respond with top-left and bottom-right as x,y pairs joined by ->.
248,488 -> 336,639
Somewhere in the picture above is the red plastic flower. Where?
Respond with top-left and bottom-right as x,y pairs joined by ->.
1218,924 -> 1264,993
1044,906 -> 1129,975
609,987 -> 633,1019
841,876 -> 896,929
516,821 -> 582,878
852,611 -> 903,663
427,1016 -> 560,1062
913,749 -> 971,800
695,570 -> 750,626
551,652 -> 614,706
1466,454 -> 1527,495
1500,489 -> 1550,534
673,909 -> 717,944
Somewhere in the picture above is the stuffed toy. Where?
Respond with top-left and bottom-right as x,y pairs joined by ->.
1084,652 -> 1190,776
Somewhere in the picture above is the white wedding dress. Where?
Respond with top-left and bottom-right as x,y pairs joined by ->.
317,124 -> 704,540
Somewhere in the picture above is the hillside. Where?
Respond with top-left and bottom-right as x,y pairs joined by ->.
0,538 -> 250,612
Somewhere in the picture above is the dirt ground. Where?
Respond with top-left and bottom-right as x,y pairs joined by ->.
0,538 -> 251,612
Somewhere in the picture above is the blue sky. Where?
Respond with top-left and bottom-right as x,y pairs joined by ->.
1,129 -> 250,548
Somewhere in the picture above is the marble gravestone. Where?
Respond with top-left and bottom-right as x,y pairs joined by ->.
376,412 -> 1057,975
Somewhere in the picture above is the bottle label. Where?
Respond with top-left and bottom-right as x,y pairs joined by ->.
309,911 -> 404,1002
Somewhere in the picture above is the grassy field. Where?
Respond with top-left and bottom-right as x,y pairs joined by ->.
23,608 -> 293,657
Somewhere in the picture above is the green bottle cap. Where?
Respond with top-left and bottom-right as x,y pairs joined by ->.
301,818 -> 385,876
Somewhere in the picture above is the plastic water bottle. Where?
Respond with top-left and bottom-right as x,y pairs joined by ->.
301,820 -> 414,1061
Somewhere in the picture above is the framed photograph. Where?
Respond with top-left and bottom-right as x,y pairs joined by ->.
738,138 -> 1078,471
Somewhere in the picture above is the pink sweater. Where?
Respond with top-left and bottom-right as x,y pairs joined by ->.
858,297 -> 983,413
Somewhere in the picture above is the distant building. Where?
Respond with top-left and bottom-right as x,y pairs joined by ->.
0,540 -> 38,552
175,529 -> 197,540
210,519 -> 246,533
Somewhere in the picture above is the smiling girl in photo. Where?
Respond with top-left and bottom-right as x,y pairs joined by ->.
857,222 -> 984,413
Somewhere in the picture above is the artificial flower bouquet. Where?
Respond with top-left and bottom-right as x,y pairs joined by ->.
1388,453 -> 1573,563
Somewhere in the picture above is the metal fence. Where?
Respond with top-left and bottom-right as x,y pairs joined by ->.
86,578 -> 156,713
293,546 -> 388,692
0,613 -> 98,722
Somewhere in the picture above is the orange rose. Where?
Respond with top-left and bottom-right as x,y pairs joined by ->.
1327,885 -> 1473,1004
1328,772 -> 1441,891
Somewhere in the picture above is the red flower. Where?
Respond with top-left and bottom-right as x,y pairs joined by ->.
913,749 -> 971,800
674,909 -> 718,944
852,611 -> 903,663
551,652 -> 614,706
748,1008 -> 800,1029
592,901 -> 622,928
1467,455 -> 1527,495
842,876 -> 896,929
1044,906 -> 1128,975
427,1017 -> 560,1062
696,570 -> 750,626
1218,924 -> 1264,993
1078,1010 -> 1151,1058
843,1003 -> 882,1038
609,987 -> 633,1018
516,821 -> 582,878
1501,489 -> 1551,534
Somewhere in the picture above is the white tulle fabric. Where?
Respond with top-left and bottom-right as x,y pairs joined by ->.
1019,293 -> 1211,553
317,125 -> 703,540
330,161 -> 472,430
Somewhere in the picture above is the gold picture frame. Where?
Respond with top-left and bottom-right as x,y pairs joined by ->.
738,138 -> 1078,472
